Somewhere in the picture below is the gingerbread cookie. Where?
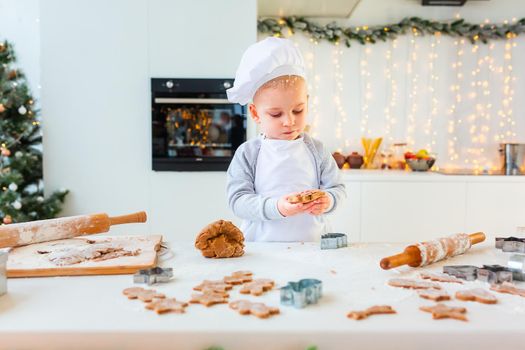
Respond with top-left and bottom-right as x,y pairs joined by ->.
229,300 -> 280,319
418,289 -> 451,302
420,272 -> 463,284
190,291 -> 229,306
123,287 -> 165,302
287,190 -> 326,204
195,220 -> 245,258
455,288 -> 498,304
347,305 -> 396,320
420,303 -> 467,321
145,298 -> 188,314
239,279 -> 275,296
194,280 -> 233,294
490,282 -> 525,297
388,278 -> 441,290
224,271 -> 253,285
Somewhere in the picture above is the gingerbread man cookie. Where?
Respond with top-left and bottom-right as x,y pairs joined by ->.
347,305 -> 396,320
388,278 -> 441,290
224,271 -> 253,285
490,282 -> 525,297
229,300 -> 280,319
420,272 -> 463,284
122,287 -> 165,302
420,304 -> 467,321
418,289 -> 451,302
194,280 -> 233,294
455,288 -> 498,304
190,292 -> 229,306
145,298 -> 188,314
287,190 -> 326,204
239,279 -> 275,296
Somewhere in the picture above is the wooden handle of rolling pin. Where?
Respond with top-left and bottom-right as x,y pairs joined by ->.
0,211 -> 147,248
109,211 -> 147,225
379,232 -> 486,270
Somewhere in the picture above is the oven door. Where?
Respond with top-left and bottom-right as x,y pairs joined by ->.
152,97 -> 246,171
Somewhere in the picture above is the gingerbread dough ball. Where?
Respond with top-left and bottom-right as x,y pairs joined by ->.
195,220 -> 245,258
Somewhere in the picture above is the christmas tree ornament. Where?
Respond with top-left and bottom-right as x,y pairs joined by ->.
12,201 -> 22,210
3,215 -> 12,224
14,151 -> 22,158
8,183 -> 17,191
0,104 -> 5,113
0,147 -> 10,157
18,106 -> 27,115
8,70 -> 17,80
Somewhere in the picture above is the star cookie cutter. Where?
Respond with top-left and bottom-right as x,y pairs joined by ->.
508,254 -> 525,281
495,237 -> 525,253
320,233 -> 347,250
0,250 -> 7,296
280,278 -> 322,308
477,265 -> 513,284
442,265 -> 478,281
133,267 -> 173,285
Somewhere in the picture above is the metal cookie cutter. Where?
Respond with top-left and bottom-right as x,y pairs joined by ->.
477,265 -> 513,284
495,237 -> 525,253
280,279 -> 322,308
321,233 -> 347,250
443,265 -> 478,281
0,250 -> 7,296
133,267 -> 173,285
508,254 -> 525,281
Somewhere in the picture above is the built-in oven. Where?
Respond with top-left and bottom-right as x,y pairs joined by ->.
151,78 -> 247,171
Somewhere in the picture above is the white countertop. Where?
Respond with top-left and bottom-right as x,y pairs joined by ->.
341,169 -> 525,182
1,240 -> 524,350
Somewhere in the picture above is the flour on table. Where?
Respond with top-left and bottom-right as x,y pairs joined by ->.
38,240 -> 141,266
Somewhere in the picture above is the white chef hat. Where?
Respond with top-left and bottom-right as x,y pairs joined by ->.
227,37 -> 306,105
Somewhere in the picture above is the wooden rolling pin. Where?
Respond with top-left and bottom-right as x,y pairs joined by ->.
0,211 -> 147,248
380,232 -> 485,270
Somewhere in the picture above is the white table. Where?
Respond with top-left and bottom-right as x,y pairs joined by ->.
1,240 -> 524,350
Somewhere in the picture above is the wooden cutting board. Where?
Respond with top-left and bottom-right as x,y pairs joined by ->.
6,234 -> 163,278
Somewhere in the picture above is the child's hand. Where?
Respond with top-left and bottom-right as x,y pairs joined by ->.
277,193 -> 316,217
307,194 -> 331,216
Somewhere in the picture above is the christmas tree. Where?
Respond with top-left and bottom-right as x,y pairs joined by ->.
0,40 -> 67,224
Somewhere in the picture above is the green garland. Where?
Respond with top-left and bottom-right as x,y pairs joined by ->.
258,16 -> 525,46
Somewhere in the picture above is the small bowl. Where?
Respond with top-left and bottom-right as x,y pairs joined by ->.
406,158 -> 436,172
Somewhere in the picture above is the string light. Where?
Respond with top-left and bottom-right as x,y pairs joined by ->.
281,19 -> 522,171
332,45 -> 347,150
426,34 -> 439,151
305,39 -> 321,138
405,32 -> 419,148
499,34 -> 517,142
360,45 -> 372,135
383,39 -> 397,144
473,43 -> 492,170
446,39 -> 464,167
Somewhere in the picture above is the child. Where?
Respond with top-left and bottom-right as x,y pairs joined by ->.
226,37 -> 345,242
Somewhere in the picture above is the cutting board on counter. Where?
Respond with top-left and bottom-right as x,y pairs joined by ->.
6,234 -> 163,278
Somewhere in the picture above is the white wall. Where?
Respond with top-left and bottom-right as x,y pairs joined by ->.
0,0 -> 40,103
38,0 -> 257,239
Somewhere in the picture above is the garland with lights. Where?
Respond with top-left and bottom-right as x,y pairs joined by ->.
0,40 -> 68,224
258,16 -> 525,46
